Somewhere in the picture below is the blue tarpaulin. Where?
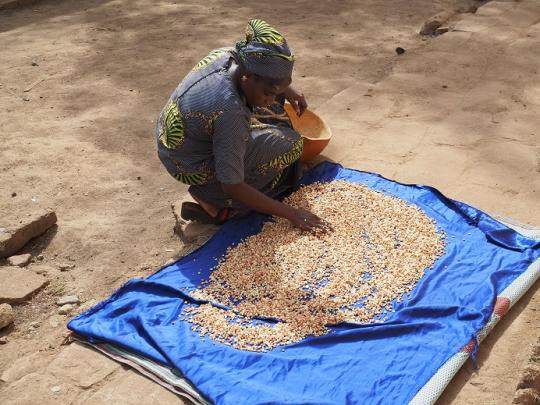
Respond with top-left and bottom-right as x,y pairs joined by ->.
69,163 -> 540,405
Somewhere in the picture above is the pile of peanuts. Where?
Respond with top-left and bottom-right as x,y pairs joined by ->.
182,181 -> 446,351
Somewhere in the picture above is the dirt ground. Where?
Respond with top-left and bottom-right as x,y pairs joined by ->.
0,0 -> 538,403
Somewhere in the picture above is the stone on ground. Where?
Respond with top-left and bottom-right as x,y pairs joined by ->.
0,209 -> 57,258
0,303 -> 15,329
6,253 -> 32,267
0,267 -> 48,304
56,295 -> 80,306
58,263 -> 75,271
58,304 -> 73,315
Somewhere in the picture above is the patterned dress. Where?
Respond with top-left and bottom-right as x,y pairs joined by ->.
156,48 -> 303,210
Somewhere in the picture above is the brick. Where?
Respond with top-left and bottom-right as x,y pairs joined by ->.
0,210 -> 57,258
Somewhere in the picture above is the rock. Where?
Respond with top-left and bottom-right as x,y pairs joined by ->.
58,263 -> 75,271
513,388 -> 540,405
0,209 -> 57,258
47,342 -> 121,389
517,364 -> 540,390
419,11 -> 452,36
0,336 -> 7,344
0,303 -> 15,329
51,385 -> 61,393
29,321 -> 39,329
0,267 -> 48,304
56,295 -> 80,306
36,254 -> 44,261
58,304 -> 73,315
7,253 -> 32,267
395,47 -> 405,55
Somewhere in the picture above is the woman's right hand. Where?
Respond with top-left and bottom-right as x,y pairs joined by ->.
220,182 -> 332,233
286,207 -> 333,233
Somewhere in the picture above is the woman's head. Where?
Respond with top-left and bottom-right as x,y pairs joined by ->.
235,19 -> 294,106
240,71 -> 291,108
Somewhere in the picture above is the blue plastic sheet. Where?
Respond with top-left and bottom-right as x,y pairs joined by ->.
69,163 -> 540,405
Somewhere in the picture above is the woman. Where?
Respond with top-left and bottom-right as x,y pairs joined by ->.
156,19 -> 328,232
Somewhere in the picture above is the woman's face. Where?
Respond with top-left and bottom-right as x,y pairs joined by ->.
242,74 -> 291,108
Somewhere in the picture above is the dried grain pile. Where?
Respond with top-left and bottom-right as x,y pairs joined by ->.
183,181 -> 446,351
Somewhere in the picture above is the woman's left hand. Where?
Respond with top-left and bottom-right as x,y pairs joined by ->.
283,86 -> 308,117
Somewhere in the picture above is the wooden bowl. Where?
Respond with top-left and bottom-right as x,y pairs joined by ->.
284,103 -> 332,163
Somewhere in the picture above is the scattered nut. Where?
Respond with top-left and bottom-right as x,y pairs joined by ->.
183,181 -> 446,351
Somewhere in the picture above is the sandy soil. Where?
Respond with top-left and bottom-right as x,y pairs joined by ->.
0,0 -> 538,403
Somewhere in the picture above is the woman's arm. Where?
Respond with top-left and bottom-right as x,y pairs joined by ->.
222,182 -> 330,232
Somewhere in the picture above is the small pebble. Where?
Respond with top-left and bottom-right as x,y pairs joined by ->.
58,263 -> 75,271
51,386 -> 61,393
395,47 -> 405,55
11,192 -> 16,197
56,295 -> 80,306
58,304 -> 73,315
0,336 -> 8,344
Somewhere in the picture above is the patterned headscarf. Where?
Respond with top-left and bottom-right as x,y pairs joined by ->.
235,19 -> 295,80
